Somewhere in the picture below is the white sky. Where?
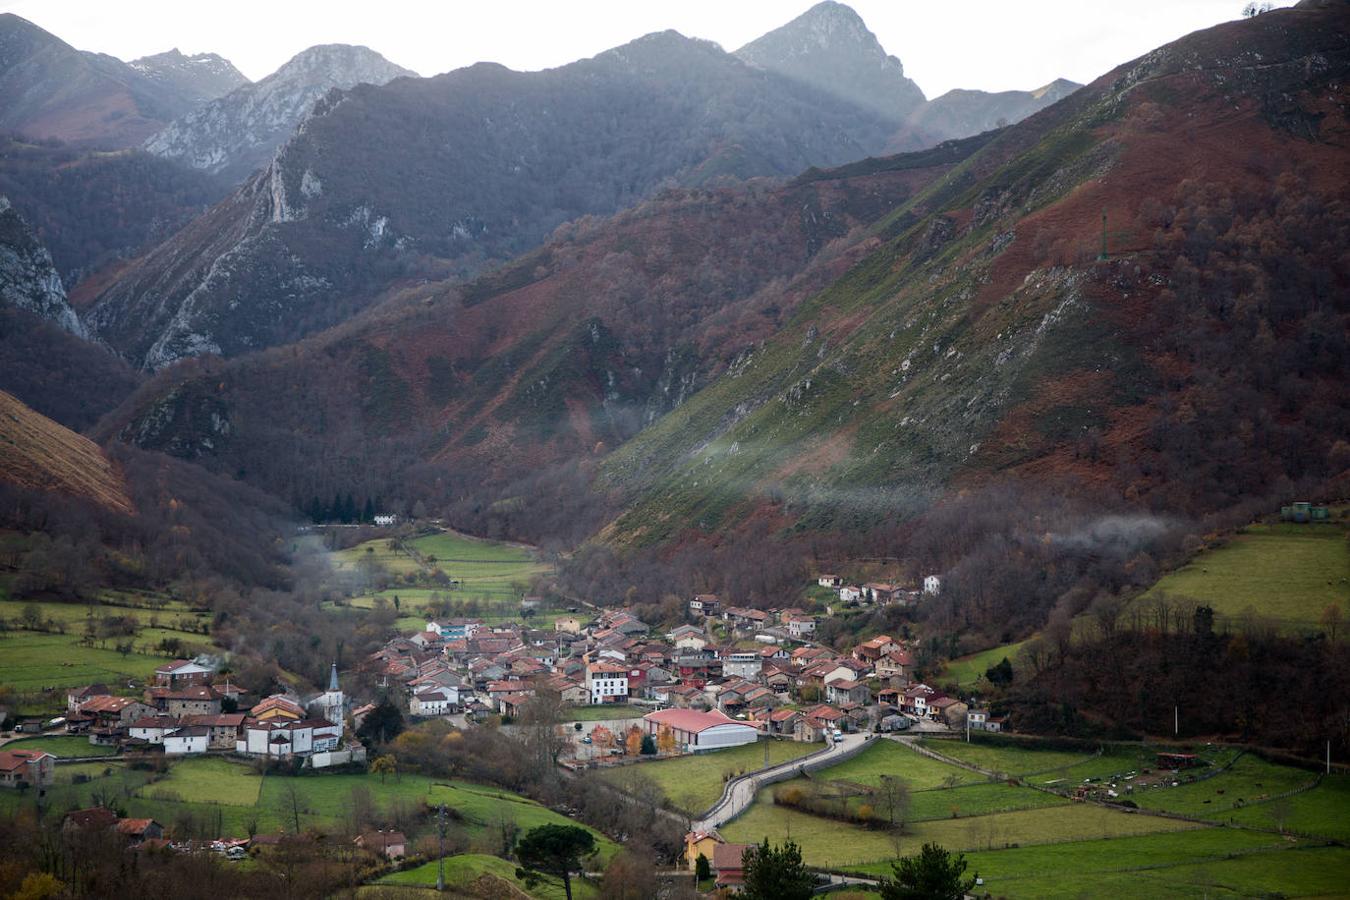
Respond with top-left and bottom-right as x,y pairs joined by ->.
6,0 -> 1296,98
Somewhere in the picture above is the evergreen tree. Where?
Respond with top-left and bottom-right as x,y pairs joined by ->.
877,842 -> 977,900
740,839 -> 813,900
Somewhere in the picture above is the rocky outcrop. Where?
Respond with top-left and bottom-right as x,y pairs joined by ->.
143,44 -> 414,182
0,196 -> 85,337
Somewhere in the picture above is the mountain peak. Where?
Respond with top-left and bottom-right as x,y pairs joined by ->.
735,2 -> 925,121
143,43 -> 413,182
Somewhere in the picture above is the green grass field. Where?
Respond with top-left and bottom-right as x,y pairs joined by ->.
941,640 -> 1031,686
0,597 -> 211,632
601,739 -> 819,813
0,631 -> 172,692
979,843 -> 1350,899
410,532 -> 551,600
919,738 -> 1094,776
2,735 -> 116,758
564,706 -> 646,723
907,781 -> 1069,821
1139,522 -> 1349,629
1209,774 -> 1350,840
1128,754 -> 1318,817
139,757 -> 264,807
380,853 -> 599,899
813,740 -> 977,791
0,756 -> 616,858
723,790 -> 1199,868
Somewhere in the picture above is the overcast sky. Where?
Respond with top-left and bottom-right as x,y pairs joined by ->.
7,0 -> 1296,98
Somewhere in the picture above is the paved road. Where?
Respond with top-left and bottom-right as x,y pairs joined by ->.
692,733 -> 871,832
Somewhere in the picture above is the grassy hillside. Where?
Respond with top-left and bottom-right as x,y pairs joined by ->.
0,389 -> 132,513
1137,521 -> 1349,629
0,756 -> 617,859
598,5 -> 1350,546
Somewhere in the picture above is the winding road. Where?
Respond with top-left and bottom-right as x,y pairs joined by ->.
691,732 -> 872,832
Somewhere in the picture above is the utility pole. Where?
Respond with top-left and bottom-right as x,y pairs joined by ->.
436,803 -> 446,891
1174,706 -> 1179,737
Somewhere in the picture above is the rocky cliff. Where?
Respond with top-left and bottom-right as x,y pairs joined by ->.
0,196 -> 85,337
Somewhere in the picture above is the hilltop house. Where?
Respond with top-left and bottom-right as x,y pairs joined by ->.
923,575 -> 941,594
689,594 -> 720,617
154,659 -> 213,688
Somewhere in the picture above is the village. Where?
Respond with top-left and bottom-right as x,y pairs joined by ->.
22,571 -> 986,776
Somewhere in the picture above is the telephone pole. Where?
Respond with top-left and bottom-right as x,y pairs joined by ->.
436,803 -> 446,892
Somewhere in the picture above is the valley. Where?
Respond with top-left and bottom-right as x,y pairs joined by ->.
0,1 -> 1346,898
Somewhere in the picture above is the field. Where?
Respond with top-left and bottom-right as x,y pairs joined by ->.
600,739 -> 819,813
327,530 -> 555,632
380,853 -> 598,899
1,735 -> 116,758
722,790 -> 1199,869
814,739 -> 978,790
0,631 -> 173,693
941,639 -> 1030,686
564,705 -> 647,722
1212,774 -> 1350,840
0,757 -> 616,860
1138,522 -> 1349,629
970,843 -> 1350,899
853,829 -> 1349,898
919,738 -> 1093,776
410,532 -> 551,601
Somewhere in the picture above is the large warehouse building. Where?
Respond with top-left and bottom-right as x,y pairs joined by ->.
642,708 -> 759,752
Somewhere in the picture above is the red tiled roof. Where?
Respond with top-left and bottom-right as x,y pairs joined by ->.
0,750 -> 52,771
713,842 -> 751,871
642,708 -> 756,734
116,818 -> 158,836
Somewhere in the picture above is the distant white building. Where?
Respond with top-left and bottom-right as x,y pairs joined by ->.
163,726 -> 209,755
585,663 -> 629,704
723,652 -> 762,680
410,689 -> 454,717
839,586 -> 863,604
374,515 -> 397,527
923,575 -> 942,595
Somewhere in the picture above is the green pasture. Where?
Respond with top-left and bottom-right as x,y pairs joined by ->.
601,739 -> 819,813
0,631 -> 171,692
722,790 -> 1199,868
1210,773 -> 1350,840
565,705 -> 647,723
941,639 -> 1030,687
982,843 -> 1350,898
2,736 -> 116,758
380,853 -> 599,899
919,738 -> 1095,776
1129,754 -> 1317,817
814,740 -> 976,790
0,756 -> 616,855
1139,522 -> 1348,629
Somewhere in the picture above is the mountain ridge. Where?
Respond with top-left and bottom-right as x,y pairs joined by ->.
143,43 -> 414,182
91,30 -> 908,370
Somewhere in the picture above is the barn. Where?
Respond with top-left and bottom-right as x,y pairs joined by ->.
642,708 -> 759,753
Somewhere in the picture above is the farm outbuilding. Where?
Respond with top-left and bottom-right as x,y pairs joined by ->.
642,708 -> 758,752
